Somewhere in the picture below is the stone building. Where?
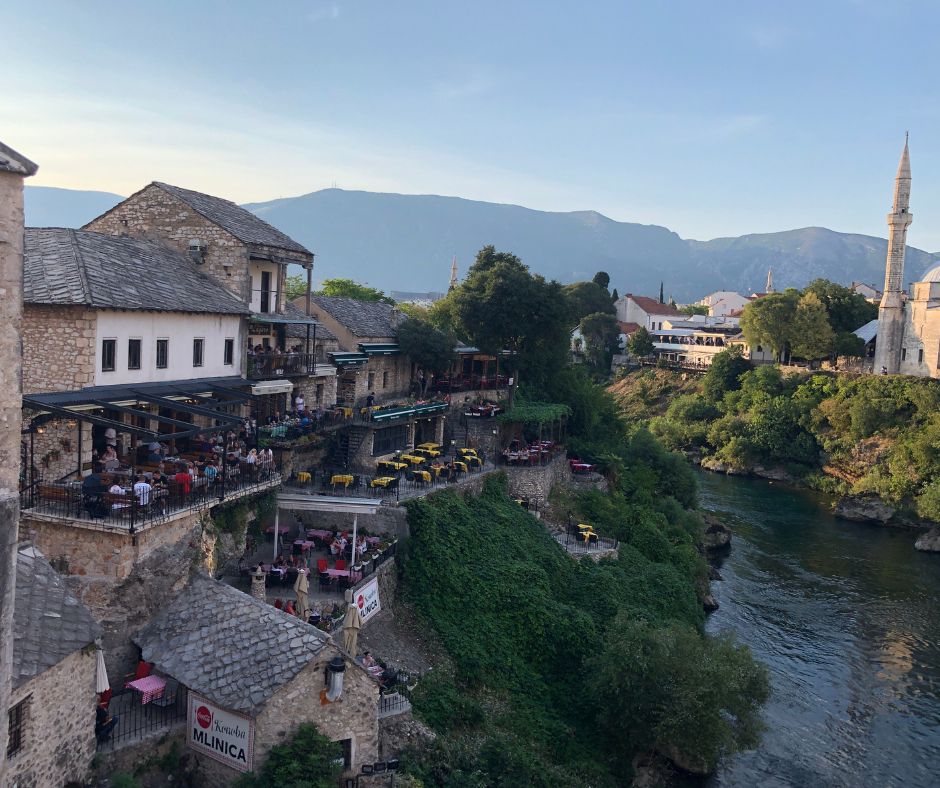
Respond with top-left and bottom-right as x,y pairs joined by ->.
862,137 -> 940,378
614,293 -> 683,331
135,574 -> 379,786
84,181 -> 336,415
0,138 -> 37,787
8,546 -> 101,788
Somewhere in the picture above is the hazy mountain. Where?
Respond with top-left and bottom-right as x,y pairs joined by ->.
25,186 -> 123,229
25,185 -> 940,301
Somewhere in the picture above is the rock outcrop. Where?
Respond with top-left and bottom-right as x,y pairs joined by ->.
833,495 -> 896,524
701,514 -> 732,551
915,527 -> 940,552
700,458 -> 748,476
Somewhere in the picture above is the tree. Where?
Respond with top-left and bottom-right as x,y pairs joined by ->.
611,287 -> 619,303
579,312 -> 621,371
284,274 -> 307,300
628,326 -> 655,358
680,304 -> 709,317
833,331 -> 865,358
803,278 -> 877,333
739,291 -> 799,361
592,271 -> 611,289
659,282 -> 665,304
235,723 -> 342,788
315,278 -> 394,303
397,317 -> 456,394
790,292 -> 835,361
563,281 -> 615,323
702,346 -> 751,402
451,246 -> 569,403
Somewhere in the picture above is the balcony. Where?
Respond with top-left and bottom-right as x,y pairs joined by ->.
247,352 -> 318,380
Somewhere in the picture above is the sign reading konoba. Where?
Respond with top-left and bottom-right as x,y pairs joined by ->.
355,577 -> 381,623
187,693 -> 255,773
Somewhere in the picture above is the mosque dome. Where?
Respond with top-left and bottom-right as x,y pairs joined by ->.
920,264 -> 940,283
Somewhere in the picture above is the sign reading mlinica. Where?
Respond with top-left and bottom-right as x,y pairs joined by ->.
187,693 -> 254,773
355,577 -> 381,623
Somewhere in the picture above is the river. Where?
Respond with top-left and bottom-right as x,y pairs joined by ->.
697,470 -> 940,788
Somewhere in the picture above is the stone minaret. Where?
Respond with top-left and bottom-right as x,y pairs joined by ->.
0,140 -> 37,786
874,135 -> 913,374
449,255 -> 458,290
766,267 -> 775,293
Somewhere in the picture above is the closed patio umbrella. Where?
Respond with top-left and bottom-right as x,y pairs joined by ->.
341,603 -> 362,656
95,647 -> 110,694
294,569 -> 311,620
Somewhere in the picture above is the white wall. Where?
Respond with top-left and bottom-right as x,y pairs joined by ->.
615,297 -> 676,331
249,261 -> 282,313
94,310 -> 244,385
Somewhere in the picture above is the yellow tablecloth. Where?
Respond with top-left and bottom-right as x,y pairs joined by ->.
371,476 -> 395,488
453,461 -> 468,473
378,460 -> 407,472
417,442 -> 442,451
334,407 -> 353,419
331,474 -> 354,487
297,471 -> 311,483
360,405 -> 381,417
465,455 -> 482,467
400,455 -> 426,466
416,447 -> 441,458
415,470 -> 431,483
457,448 -> 478,457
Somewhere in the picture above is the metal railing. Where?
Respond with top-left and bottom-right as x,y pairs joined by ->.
21,466 -> 280,531
97,682 -> 188,751
247,352 -> 317,379
430,373 -> 509,393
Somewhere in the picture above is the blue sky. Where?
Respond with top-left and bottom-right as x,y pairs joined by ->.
4,1 -> 940,248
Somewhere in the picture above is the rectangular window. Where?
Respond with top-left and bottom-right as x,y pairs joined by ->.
7,696 -> 29,758
372,424 -> 408,456
224,338 -> 234,366
128,338 -> 142,370
101,339 -> 116,372
902,348 -> 907,362
367,371 -> 375,389
260,271 -> 271,313
918,348 -> 924,363
382,370 -> 389,388
193,338 -> 205,367
156,339 -> 169,369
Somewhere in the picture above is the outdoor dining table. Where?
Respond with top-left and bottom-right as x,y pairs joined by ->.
331,474 -> 354,488
293,540 -> 316,552
325,567 -> 350,578
400,454 -> 426,466
307,528 -> 333,540
415,447 -> 441,458
417,442 -> 442,451
371,476 -> 396,488
127,675 -> 166,705
457,448 -> 478,457
377,460 -> 407,473
453,461 -> 468,473
265,524 -> 290,535
414,470 -> 432,483
333,406 -> 353,420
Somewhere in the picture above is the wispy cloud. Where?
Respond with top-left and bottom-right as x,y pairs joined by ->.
307,2 -> 340,24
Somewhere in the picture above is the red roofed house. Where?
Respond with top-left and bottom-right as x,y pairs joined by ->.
614,294 -> 683,331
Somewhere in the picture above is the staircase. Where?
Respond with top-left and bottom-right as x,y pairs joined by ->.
330,425 -> 370,470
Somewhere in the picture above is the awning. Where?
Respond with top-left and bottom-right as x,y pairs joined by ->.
371,401 -> 448,423
250,313 -> 320,326
358,343 -> 400,356
330,352 -> 368,366
251,380 -> 295,396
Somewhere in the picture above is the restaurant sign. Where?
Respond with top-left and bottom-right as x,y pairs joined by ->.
354,577 -> 381,624
187,693 -> 254,773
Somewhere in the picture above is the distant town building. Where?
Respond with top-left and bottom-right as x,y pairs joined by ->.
851,281 -> 882,303
614,293 -> 682,331
695,291 -> 752,317
389,290 -> 446,307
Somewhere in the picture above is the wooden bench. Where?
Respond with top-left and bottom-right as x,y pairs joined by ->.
39,484 -> 73,503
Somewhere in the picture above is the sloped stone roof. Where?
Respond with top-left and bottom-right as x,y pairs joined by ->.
311,296 -> 402,339
13,548 -> 100,689
24,228 -> 249,315
153,182 -> 311,257
0,140 -> 38,176
283,300 -> 336,341
134,574 -> 329,714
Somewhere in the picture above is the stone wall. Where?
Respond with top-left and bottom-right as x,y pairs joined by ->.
294,371 -> 338,410
7,647 -> 97,788
362,355 -> 412,404
27,418 -> 92,482
85,184 -> 252,303
21,304 -> 96,394
504,454 -> 571,508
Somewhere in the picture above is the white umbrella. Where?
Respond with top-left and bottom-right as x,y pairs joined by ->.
294,569 -> 311,620
95,647 -> 110,694
341,604 -> 362,655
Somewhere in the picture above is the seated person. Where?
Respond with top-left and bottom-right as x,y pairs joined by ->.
133,475 -> 152,506
173,467 -> 192,494
108,482 -> 128,510
95,704 -> 118,741
102,445 -> 119,470
204,462 -> 219,483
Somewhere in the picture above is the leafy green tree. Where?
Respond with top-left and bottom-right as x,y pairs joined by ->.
790,292 -> 835,361
680,303 -> 710,316
833,331 -> 865,358
563,281 -> 615,322
702,346 -> 751,402
592,271 -> 611,289
451,246 -> 569,403
235,723 -> 342,788
803,278 -> 877,333
628,326 -> 655,358
579,311 -> 621,371
284,273 -> 307,300
740,290 -> 799,361
315,277 -> 394,303
397,317 -> 456,394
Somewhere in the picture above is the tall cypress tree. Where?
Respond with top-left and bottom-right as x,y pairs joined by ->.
659,282 -> 664,304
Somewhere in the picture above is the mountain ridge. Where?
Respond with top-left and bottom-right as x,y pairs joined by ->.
25,185 -> 939,300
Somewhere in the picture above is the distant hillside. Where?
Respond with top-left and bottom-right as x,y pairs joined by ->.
24,186 -> 123,229
25,185 -> 940,301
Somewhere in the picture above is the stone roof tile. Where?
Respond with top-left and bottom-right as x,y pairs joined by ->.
134,574 -> 329,714
310,296 -> 403,339
0,140 -> 38,176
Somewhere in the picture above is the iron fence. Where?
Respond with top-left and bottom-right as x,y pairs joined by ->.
97,682 -> 188,751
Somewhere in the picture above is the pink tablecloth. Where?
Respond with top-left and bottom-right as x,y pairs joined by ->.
128,675 -> 166,704
325,568 -> 350,578
307,529 -> 332,540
